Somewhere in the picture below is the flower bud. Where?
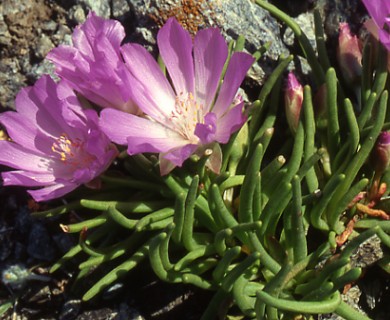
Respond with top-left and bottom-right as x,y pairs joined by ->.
337,22 -> 362,84
284,72 -> 303,134
371,131 -> 390,174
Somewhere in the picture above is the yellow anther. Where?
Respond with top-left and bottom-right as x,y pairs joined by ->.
52,134 -> 75,162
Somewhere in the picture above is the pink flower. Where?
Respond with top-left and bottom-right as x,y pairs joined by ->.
337,22 -> 362,84
362,0 -> 390,51
100,18 -> 254,175
47,12 -> 139,114
284,72 -> 303,134
0,76 -> 118,201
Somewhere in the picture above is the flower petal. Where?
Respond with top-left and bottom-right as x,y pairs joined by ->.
0,141 -> 51,172
18,76 -> 72,138
212,52 -> 254,117
161,143 -> 198,168
47,13 -> 137,113
362,0 -> 388,27
121,43 -> 176,120
72,11 -> 125,56
194,28 -> 228,109
100,108 -> 188,154
2,171 -> 55,187
195,112 -> 217,144
46,46 -> 79,74
215,102 -> 247,144
0,111 -> 38,150
28,182 -> 78,202
157,18 -> 195,95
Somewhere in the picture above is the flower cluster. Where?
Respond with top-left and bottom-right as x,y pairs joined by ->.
0,13 -> 253,201
2,2 -> 390,318
0,76 -> 118,201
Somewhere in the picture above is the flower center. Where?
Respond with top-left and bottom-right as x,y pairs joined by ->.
51,133 -> 93,167
168,92 -> 204,143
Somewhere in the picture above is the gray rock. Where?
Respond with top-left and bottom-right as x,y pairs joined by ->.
210,0 -> 289,85
283,12 -> 317,49
0,13 -> 12,47
350,235 -> 384,268
318,286 -> 368,320
33,33 -> 55,60
75,0 -> 110,18
0,0 -> 70,109
0,58 -> 25,109
41,20 -> 58,32
72,0 -> 131,18
69,4 -> 87,24
112,0 -> 131,18
27,60 -> 56,83
52,24 -> 73,46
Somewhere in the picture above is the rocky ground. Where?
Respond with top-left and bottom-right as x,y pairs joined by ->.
0,0 -> 389,319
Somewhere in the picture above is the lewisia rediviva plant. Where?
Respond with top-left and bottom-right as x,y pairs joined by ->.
1,1 -> 390,319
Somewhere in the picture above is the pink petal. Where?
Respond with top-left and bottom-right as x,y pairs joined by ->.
73,12 -> 125,55
121,43 -> 176,120
56,81 -> 89,129
194,28 -> 228,109
72,26 -> 93,57
215,102 -> 246,144
28,182 -> 78,202
2,171 -> 55,187
46,46 -> 79,74
88,12 -> 125,50
0,141 -> 51,173
93,28 -> 124,67
157,18 -> 195,95
195,112 -> 217,144
362,0 -> 387,27
33,133 -> 60,156
100,108 -> 188,154
47,15 -> 137,113
20,76 -> 73,138
212,52 -> 254,117
14,86 -> 38,120
0,112 -> 38,150
161,143 -> 198,169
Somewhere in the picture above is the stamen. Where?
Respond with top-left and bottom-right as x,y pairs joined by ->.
168,92 -> 205,142
51,133 -> 85,165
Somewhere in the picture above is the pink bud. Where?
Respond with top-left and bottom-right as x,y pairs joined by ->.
371,131 -> 390,174
284,72 -> 303,134
337,22 -> 362,84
